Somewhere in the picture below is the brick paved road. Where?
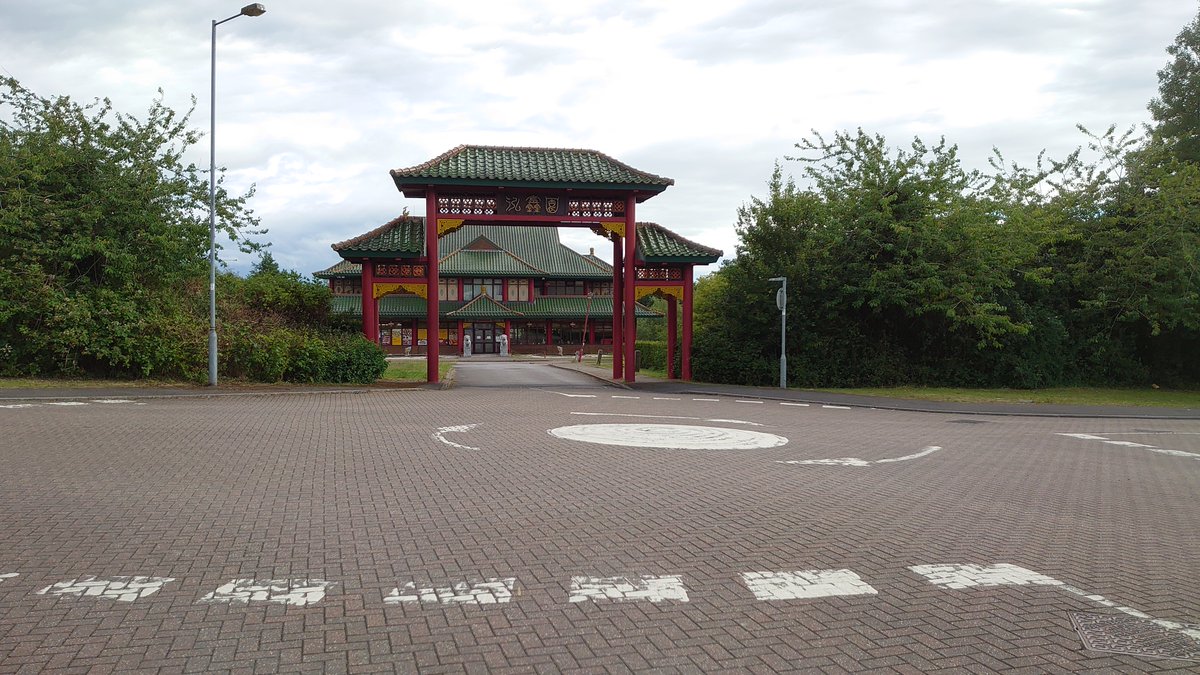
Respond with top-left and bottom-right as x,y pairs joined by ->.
1,375 -> 1198,672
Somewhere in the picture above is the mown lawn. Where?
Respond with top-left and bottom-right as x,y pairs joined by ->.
815,386 -> 1200,408
380,360 -> 455,382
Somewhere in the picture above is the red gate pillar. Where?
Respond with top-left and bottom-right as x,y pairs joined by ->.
612,234 -> 623,379
425,194 -> 440,383
667,295 -> 677,379
361,259 -> 377,344
623,198 -> 637,382
682,264 -> 694,381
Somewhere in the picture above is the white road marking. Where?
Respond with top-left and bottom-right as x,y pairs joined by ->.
385,579 -> 515,605
0,573 -> 18,582
822,405 -> 851,410
550,424 -> 788,450
735,400 -> 763,404
552,392 -> 596,398
692,398 -> 719,402
611,395 -> 640,399
780,402 -> 810,407
46,401 -> 88,406
741,570 -> 878,600
38,576 -> 174,602
653,397 -> 681,400
90,399 -> 136,404
911,563 -> 1200,641
779,446 -> 942,467
200,579 -> 335,606
570,575 -> 688,603
433,424 -> 480,451
570,412 -> 763,427
1057,433 -> 1200,460
0,404 -> 37,409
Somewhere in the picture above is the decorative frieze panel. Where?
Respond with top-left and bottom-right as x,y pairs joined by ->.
374,264 -> 427,278
568,199 -> 624,218
437,196 -> 496,215
636,267 -> 684,281
373,282 -> 428,300
635,285 -> 684,301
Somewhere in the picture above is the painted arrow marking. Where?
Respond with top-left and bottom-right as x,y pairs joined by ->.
0,573 -> 18,582
433,424 -> 480,450
911,563 -> 1200,641
778,446 -> 942,467
741,570 -> 877,600
1057,433 -> 1200,461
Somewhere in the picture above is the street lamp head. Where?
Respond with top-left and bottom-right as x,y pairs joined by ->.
240,3 -> 266,17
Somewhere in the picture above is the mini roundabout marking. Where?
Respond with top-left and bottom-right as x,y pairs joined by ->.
547,423 -> 789,450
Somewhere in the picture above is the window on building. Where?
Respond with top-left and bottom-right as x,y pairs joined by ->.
511,321 -> 547,345
331,278 -> 361,295
543,280 -> 586,296
506,279 -> 530,302
438,278 -> 459,301
552,321 -> 584,345
589,281 -> 612,296
592,322 -> 613,345
463,278 -> 503,301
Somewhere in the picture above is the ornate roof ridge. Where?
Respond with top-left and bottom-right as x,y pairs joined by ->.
390,145 -> 674,186
447,291 -> 524,317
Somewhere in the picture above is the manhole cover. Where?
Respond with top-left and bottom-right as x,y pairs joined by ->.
1071,612 -> 1200,662
947,419 -> 987,424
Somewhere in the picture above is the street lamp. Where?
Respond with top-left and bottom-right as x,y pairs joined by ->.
209,3 -> 266,387
768,277 -> 787,389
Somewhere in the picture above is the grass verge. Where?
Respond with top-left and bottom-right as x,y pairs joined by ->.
380,360 -> 455,382
815,386 -> 1200,408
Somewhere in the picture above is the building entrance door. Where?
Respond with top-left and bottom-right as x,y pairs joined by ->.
472,323 -> 498,354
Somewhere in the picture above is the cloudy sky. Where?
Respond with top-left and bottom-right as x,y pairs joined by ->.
2,1 -> 1194,277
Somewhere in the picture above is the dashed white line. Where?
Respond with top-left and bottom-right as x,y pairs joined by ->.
569,575 -> 688,603
653,397 -> 681,401
385,579 -> 516,606
200,579 -> 335,606
38,576 -> 174,602
741,570 -> 878,600
692,398 -> 719,402
611,395 -> 640,399
45,402 -> 88,406
90,399 -> 136,404
552,392 -> 596,398
780,402 -> 810,407
735,400 -> 763,404
822,405 -> 851,410
0,573 -> 18,582
0,404 -> 37,409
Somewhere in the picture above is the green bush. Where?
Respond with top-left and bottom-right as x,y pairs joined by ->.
319,333 -> 387,384
635,340 -> 668,371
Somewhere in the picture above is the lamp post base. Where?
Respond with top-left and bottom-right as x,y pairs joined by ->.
208,330 -> 218,386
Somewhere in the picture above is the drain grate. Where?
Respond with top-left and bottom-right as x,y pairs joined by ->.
1072,612 -> 1200,662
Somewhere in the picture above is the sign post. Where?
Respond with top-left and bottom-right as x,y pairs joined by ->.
768,276 -> 787,389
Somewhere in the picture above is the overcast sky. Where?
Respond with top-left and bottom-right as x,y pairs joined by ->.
2,1 -> 1195,277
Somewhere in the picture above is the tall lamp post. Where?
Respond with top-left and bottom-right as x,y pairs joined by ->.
768,276 -> 787,389
209,3 -> 266,387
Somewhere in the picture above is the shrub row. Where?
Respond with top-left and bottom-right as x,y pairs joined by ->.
221,325 -> 387,384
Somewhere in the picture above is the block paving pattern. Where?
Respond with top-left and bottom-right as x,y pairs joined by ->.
1,387 -> 1198,672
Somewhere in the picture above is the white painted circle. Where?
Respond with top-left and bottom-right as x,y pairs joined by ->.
548,423 -> 788,450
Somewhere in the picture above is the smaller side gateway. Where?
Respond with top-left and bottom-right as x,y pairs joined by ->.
317,145 -> 721,383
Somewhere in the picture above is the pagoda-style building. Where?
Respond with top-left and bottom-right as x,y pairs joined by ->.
317,145 -> 722,383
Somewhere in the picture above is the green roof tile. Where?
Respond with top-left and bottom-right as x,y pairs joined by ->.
390,145 -> 673,195
331,215 -> 424,258
636,221 -> 723,263
446,293 -> 524,319
313,260 -> 362,279
440,249 -> 544,277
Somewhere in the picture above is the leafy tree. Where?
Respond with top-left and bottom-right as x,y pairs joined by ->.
1149,9 -> 1200,163
0,78 -> 261,376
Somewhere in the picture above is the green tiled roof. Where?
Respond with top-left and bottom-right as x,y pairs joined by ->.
330,294 -> 658,320
636,221 -> 723,263
440,249 -> 544,277
447,293 -> 525,319
313,260 -> 362,279
439,225 -> 611,279
331,215 -> 424,258
390,145 -> 673,197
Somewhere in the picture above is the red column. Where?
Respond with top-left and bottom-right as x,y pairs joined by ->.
457,321 -> 464,354
361,260 -> 377,344
545,320 -> 553,348
623,198 -> 637,382
682,265 -> 694,381
425,194 -> 440,383
667,294 -> 677,379
612,234 -> 623,379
